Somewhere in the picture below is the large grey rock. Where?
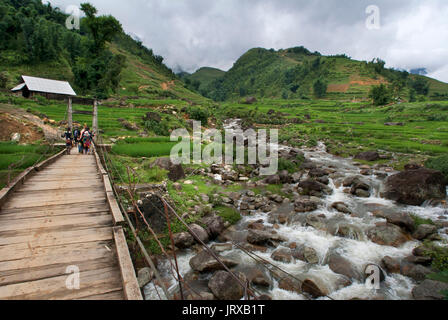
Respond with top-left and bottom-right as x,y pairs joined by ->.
412,280 -> 448,300
302,278 -> 329,298
246,229 -> 287,247
373,211 -> 415,233
400,263 -> 432,282
383,168 -> 447,206
412,224 -> 438,240
271,248 -> 293,263
326,252 -> 362,281
208,271 -> 246,300
189,224 -> 209,244
355,151 -> 380,162
367,223 -> 410,247
11,133 -> 21,143
331,202 -> 352,214
381,256 -> 401,274
137,267 -> 154,288
299,180 -> 333,196
150,157 -> 185,181
201,215 -> 225,239
189,250 -> 239,273
295,197 -> 319,213
173,232 -> 195,249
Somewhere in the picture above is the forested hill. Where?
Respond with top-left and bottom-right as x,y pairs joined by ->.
0,0 -> 205,103
202,47 -> 448,102
178,67 -> 226,94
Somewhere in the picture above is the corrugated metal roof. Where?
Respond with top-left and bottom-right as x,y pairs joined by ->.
11,83 -> 26,92
18,76 -> 77,96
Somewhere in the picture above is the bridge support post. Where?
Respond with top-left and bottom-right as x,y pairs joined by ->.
67,97 -> 73,130
92,99 -> 98,139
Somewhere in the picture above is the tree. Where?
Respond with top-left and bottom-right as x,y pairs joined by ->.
409,89 -> 416,102
80,3 -> 122,52
369,84 -> 392,105
411,77 -> 429,96
313,79 -> 327,98
0,71 -> 8,88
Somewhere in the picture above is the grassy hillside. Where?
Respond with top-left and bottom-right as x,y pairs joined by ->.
0,0 -> 207,104
184,67 -> 226,92
202,46 -> 448,102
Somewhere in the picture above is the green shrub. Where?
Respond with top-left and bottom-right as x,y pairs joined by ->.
215,206 -> 242,225
187,107 -> 209,124
278,158 -> 299,173
144,119 -> 169,136
425,155 -> 448,180
411,215 -> 435,228
369,84 -> 392,106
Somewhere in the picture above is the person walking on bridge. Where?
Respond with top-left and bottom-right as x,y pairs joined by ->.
82,127 -> 93,155
62,127 -> 73,155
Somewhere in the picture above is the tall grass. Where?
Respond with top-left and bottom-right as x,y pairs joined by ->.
112,142 -> 191,158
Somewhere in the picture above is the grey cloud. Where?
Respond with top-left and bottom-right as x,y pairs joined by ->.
49,0 -> 448,82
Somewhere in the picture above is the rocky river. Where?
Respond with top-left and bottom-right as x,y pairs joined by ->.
142,120 -> 448,301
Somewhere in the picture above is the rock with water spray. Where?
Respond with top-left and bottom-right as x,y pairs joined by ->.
173,232 -> 195,249
189,250 -> 239,273
382,167 -> 447,206
208,271 -> 246,300
271,248 -> 293,263
412,224 -> 438,240
326,252 -> 362,281
412,280 -> 448,300
367,223 -> 410,247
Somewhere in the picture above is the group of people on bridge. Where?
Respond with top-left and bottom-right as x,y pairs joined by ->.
62,124 -> 95,155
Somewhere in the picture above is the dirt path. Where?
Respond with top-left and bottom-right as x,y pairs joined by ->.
0,104 -> 61,143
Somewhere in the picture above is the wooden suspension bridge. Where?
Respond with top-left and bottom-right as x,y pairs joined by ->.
0,148 -> 142,300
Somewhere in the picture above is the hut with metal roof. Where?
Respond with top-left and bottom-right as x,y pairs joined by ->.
11,75 -> 76,99
11,75 -> 82,130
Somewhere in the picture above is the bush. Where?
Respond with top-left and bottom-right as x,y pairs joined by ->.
369,84 -> 392,105
215,206 -> 242,225
425,155 -> 448,180
144,119 -> 169,136
187,107 -> 209,124
313,79 -> 327,98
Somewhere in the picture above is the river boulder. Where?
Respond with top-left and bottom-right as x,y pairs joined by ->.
412,280 -> 448,300
355,151 -> 380,162
326,252 -> 362,281
208,271 -> 246,300
189,250 -> 239,273
367,223 -> 410,247
173,232 -> 195,249
246,229 -> 287,247
271,248 -> 293,263
382,167 -> 447,206
412,224 -> 438,240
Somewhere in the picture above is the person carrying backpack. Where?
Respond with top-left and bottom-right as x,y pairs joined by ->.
62,127 -> 73,155
82,127 -> 92,155
73,127 -> 81,148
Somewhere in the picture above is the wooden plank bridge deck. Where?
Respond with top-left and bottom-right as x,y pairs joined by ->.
0,153 -> 142,300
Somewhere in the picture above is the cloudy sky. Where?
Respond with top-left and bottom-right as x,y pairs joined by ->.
47,0 -> 448,82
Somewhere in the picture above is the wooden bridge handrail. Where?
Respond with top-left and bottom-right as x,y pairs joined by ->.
92,146 -> 125,226
0,148 -> 66,210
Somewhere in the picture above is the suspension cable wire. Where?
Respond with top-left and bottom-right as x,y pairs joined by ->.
110,153 -> 258,299
98,146 -> 170,300
95,135 -> 205,300
95,135 -> 174,300
232,241 -> 335,300
100,140 -> 330,301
